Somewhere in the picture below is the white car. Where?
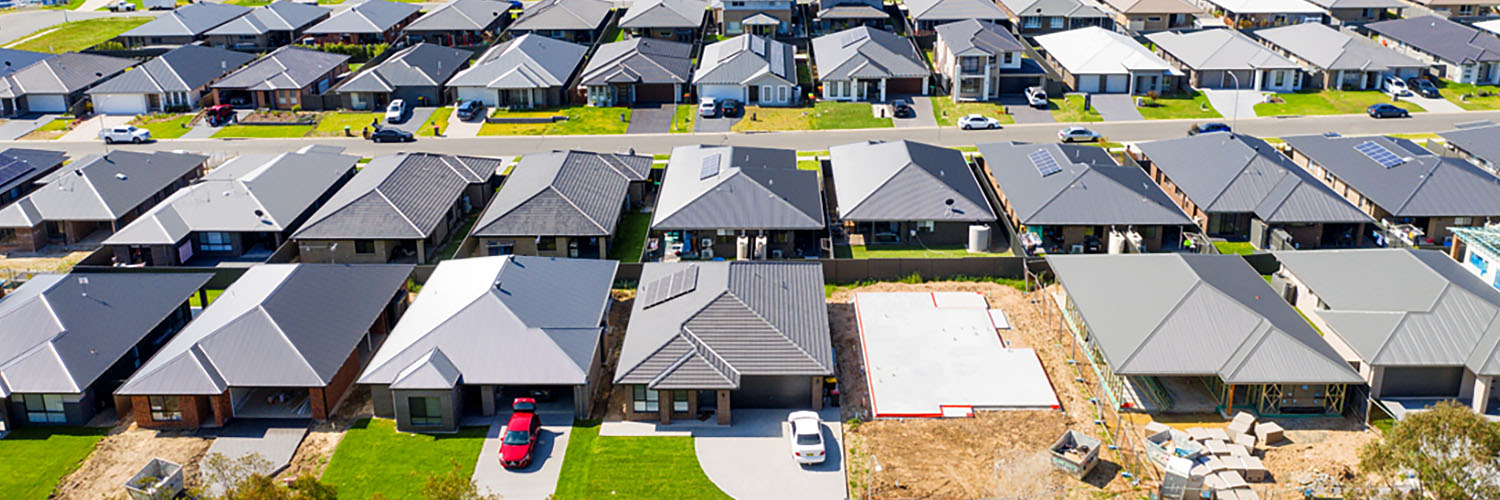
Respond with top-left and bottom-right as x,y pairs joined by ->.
1058,126 -> 1100,143
958,114 -> 1001,130
1382,75 -> 1411,97
99,125 -> 150,144
107,0 -> 136,11
698,97 -> 719,118
385,99 -> 407,123
787,411 -> 826,465
1025,86 -> 1048,107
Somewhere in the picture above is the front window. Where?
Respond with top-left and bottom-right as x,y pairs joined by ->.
537,237 -> 557,251
0,228 -> 15,244
503,429 -> 531,445
199,232 -> 233,252
1024,17 -> 1040,28
487,241 -> 514,256
409,397 -> 442,426
674,390 -> 688,412
149,395 -> 181,422
1049,17 -> 1063,28
633,385 -> 659,412
23,394 -> 66,423
960,56 -> 983,73
355,240 -> 375,254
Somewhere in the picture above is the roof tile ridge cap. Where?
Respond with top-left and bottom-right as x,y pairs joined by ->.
720,287 -> 825,370
371,186 -> 426,237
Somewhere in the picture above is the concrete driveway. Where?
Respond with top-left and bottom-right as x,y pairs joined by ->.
1203,89 -> 1265,120
472,396 -> 575,500
385,107 -> 436,134
694,408 -> 845,500
627,103 -> 674,134
694,111 -> 740,132
1401,93 -> 1464,113
1090,94 -> 1144,121
0,114 -> 58,140
444,107 -> 483,138
61,115 -> 133,142
202,419 -> 309,495
999,96 -> 1055,124
892,96 -> 937,128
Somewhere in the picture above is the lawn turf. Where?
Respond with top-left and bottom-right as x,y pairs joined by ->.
1437,81 -> 1500,111
130,114 -> 194,140
1136,91 -> 1221,120
418,107 -> 452,136
8,17 -> 151,53
0,426 -> 108,500
321,419 -> 489,500
1213,241 -> 1257,255
670,104 -> 695,133
553,421 -> 730,500
607,211 -> 652,262
929,97 -> 1015,127
1048,95 -> 1102,122
211,124 -> 314,138
478,107 -> 631,135
312,112 -> 383,137
1253,90 -> 1424,116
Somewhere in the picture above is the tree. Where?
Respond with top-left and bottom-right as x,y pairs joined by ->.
418,459 -> 499,500
199,452 -> 339,500
1360,401 -> 1500,499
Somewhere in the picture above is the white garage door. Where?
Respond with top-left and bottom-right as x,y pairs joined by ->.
698,84 -> 745,102
1075,75 -> 1101,93
456,87 -> 497,107
94,94 -> 148,115
1105,74 -> 1129,93
27,94 -> 68,113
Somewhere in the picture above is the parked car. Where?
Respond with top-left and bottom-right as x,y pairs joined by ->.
698,97 -> 719,118
1058,126 -> 1100,143
1367,103 -> 1410,118
107,1 -> 136,11
1025,86 -> 1048,107
100,125 -> 150,144
1187,122 -> 1231,136
204,104 -> 235,126
721,99 -> 743,118
891,101 -> 915,118
370,127 -> 415,142
499,398 -> 542,469
456,100 -> 484,121
958,114 -> 1001,130
1407,77 -> 1440,98
787,411 -> 825,465
385,99 -> 407,123
1381,75 -> 1411,97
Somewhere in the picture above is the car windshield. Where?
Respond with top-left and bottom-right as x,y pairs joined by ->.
513,401 -> 536,412
796,432 -> 821,445
503,430 -> 531,446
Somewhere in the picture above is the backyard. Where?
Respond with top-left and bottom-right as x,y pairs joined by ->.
1212,240 -> 1257,255
929,98 -> 1015,127
1137,91 -> 1221,120
607,211 -> 652,262
0,426 -> 108,500
836,244 -> 1012,259
321,419 -> 488,500
1048,95 -> 1102,122
732,102 -> 891,132
1254,90 -> 1423,116
7,17 -> 151,53
478,107 -> 632,136
553,422 -> 730,500
130,113 -> 194,140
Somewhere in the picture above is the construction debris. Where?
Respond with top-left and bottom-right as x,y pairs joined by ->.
1143,412 -> 1280,499
1048,430 -> 1101,479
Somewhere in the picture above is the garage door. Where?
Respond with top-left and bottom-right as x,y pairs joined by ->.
1105,74 -> 1129,93
732,376 -> 813,409
1382,367 -> 1463,398
698,84 -> 744,102
456,87 -> 496,107
997,75 -> 1041,95
1076,74 -> 1101,93
27,94 -> 68,113
886,78 -> 922,95
94,94 -> 148,115
634,83 -> 677,103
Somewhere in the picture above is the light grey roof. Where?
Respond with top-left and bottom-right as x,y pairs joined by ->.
1440,123 -> 1500,167
996,0 -> 1109,18
934,19 -> 1024,56
904,0 -> 1008,20
813,27 -> 929,81
620,0 -> 708,28
0,53 -> 135,99
293,153 -> 500,240
510,0 -> 612,31
359,256 -> 617,386
122,2 -> 252,38
578,37 -> 693,86
1275,249 -> 1500,376
652,145 -> 824,230
1365,16 -> 1500,65
1304,0 -> 1405,8
0,151 -> 206,227
471,150 -> 650,237
0,273 -> 207,398
1033,27 -> 1175,75
1146,29 -> 1300,71
1048,253 -> 1362,384
0,49 -> 54,80
90,45 -> 255,95
118,264 -> 412,395
977,141 -> 1193,226
447,34 -> 586,89
305,0 -> 420,35
1134,134 -> 1371,224
693,34 -> 795,86
389,348 -> 461,389
1283,134 -> 1500,217
816,4 -> 889,18
212,46 -> 348,92
104,149 -> 358,246
614,262 -> 833,389
405,0 -> 508,32
1100,0 -> 1201,14
205,1 -> 332,36
828,140 -> 995,222
1255,23 -> 1424,72
331,43 -> 471,93
0,148 -> 68,197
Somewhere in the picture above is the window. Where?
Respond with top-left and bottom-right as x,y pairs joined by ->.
917,220 -> 936,232
727,21 -> 742,34
0,228 -> 14,244
762,85 -> 775,102
633,385 -> 659,412
23,394 -> 66,423
1049,17 -> 1063,29
673,390 -> 688,412
409,397 -> 443,426
1460,5 -> 1475,15
149,395 -> 181,422
1456,217 -> 1474,225
538,237 -> 557,251
1147,16 -> 1162,22
1002,52 -> 1015,65
1024,17 -> 1040,28
486,241 -> 514,256
778,86 -> 788,102
354,240 -> 375,254
1274,70 -> 1285,87
199,232 -> 233,252
960,56 -> 983,73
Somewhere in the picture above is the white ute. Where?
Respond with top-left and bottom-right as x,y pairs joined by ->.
99,125 -> 150,144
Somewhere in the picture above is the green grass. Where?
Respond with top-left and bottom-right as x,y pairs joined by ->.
1213,241 -> 1257,255
417,107 -> 452,136
211,124 -> 313,138
45,0 -> 87,10
929,98 -> 1016,127
603,25 -> 625,43
0,426 -> 108,500
28,117 -> 72,139
8,17 -> 151,53
312,112 -> 382,137
798,159 -> 820,170
553,421 -> 730,500
1254,90 -> 1424,116
670,104 -> 695,133
322,419 -> 488,500
478,107 -> 632,135
810,101 -> 892,130
1136,91 -> 1221,120
189,289 -> 224,308
607,211 -> 652,262
131,114 -> 193,140
1048,95 -> 1102,122
1438,81 -> 1500,111
430,216 -> 475,262
839,244 -> 1012,259
95,0 -> 141,10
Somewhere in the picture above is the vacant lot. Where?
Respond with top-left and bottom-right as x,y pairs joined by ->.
478,107 -> 632,136
1137,92 -> 1221,120
930,98 -> 1016,127
1254,90 -> 1424,116
54,423 -> 211,500
9,17 -> 152,53
1049,95 -> 1103,122
1,427 -> 108,499
733,102 -> 892,132
131,114 -> 194,140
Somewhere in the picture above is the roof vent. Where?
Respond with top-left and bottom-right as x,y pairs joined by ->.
115,173 -> 127,180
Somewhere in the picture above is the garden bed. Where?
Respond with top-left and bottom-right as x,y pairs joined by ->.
238,110 -> 318,125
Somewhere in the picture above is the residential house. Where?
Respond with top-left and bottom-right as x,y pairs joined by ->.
1196,0 -> 1326,28
620,0 -> 709,42
1363,15 -> 1500,84
1146,29 -> 1303,91
814,0 -> 891,34
331,43 -> 471,110
1439,122 -> 1500,175
1304,0 -> 1404,25
210,46 -> 349,110
293,153 -> 503,264
1403,0 -> 1499,17
933,19 -> 1044,101
446,34 -> 587,108
0,53 -> 135,116
117,264 -> 412,429
118,2 -> 252,47
358,256 -> 616,431
651,145 -> 824,260
469,150 -> 652,258
89,45 -> 255,115
203,1 -> 331,51
713,0 -> 796,37
1034,26 -> 1178,94
1450,225 -> 1500,291
577,38 -> 693,106
0,149 -> 69,208
0,273 -> 206,430
0,48 -> 53,80
0,151 -> 207,252
977,141 -> 1195,254
996,0 -> 1113,36
694,34 -> 798,106
827,140 -> 997,248
103,147 -> 359,267
614,261 -> 833,425
1254,22 -> 1426,90
813,27 -> 929,102
903,0 -> 1010,35
302,0 -> 421,44
1283,133 -> 1500,245
402,0 -> 512,46
1098,0 -> 1200,32
507,0 -> 612,43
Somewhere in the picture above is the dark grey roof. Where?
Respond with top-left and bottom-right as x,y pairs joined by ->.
934,19 -> 1024,56
121,2 -> 252,38
305,0 -> 420,35
978,141 -> 1193,226
205,1 -> 332,36
904,0 -> 1008,20
212,46 -> 348,91
117,264 -> 412,395
90,45 -> 255,95
0,273 -> 208,398
1283,134 -> 1500,217
0,53 -> 135,98
828,140 -> 996,222
331,43 -> 471,93
1048,253 -> 1362,384
1255,23 -> 1424,72
652,145 -> 824,230
693,34 -> 796,86
620,0 -> 708,28
578,37 -> 693,86
1365,16 -> 1500,65
1145,29 -> 1300,71
997,0 -> 1109,18
406,0 -> 509,31
510,0 -> 612,31
813,27 -> 929,81
1440,123 -> 1500,167
0,151 -> 207,227
359,256 -> 616,387
615,262 -> 833,389
1135,134 -> 1371,224
0,148 -> 67,199
0,49 -> 54,79
472,150 -> 650,237
294,153 -> 501,240
447,34 -> 586,89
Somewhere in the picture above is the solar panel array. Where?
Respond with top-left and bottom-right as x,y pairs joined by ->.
750,36 -> 766,56
1355,140 -> 1405,169
640,265 -> 700,309
0,158 -> 35,188
769,44 -> 785,74
700,153 -> 721,180
1029,149 -> 1062,177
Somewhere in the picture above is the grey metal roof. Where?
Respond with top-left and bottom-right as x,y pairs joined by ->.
996,0 -> 1109,18
578,37 -> 693,86
471,150 -> 650,237
651,145 -> 824,230
1254,23 -> 1424,72
816,4 -> 889,18
293,153 -> 501,240
1365,16 -> 1500,65
0,148 -> 67,199
0,49 -> 54,80
118,264 -> 412,395
693,34 -> 796,86
0,273 -> 208,398
615,261 -> 833,389
122,2 -> 252,38
1275,248 -> 1500,376
828,140 -> 996,222
934,19 -> 1024,57
104,149 -> 358,246
977,141 -> 1193,226
305,0 -> 420,35
1146,29 -> 1299,71
1440,123 -> 1500,167
1048,253 -> 1362,384
813,27 -> 929,81
405,0 -> 509,32
0,53 -> 135,99
390,348 -> 462,389
0,151 -> 206,227
1099,0 -> 1201,14
359,256 -> 617,387
212,46 -> 348,92
331,43 -> 471,94
903,0 -> 1008,20
1283,134 -> 1500,217
90,45 -> 255,95
510,0 -> 612,31
1304,0 -> 1405,7
205,1 -> 332,36
1135,134 -> 1371,224
620,0 -> 707,28
447,34 -> 586,89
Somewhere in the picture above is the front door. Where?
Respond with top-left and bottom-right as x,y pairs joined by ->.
147,94 -> 162,112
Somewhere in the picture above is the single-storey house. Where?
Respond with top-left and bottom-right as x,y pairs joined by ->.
402,0 -> 512,46
1034,26 -> 1178,94
470,150 -> 652,258
118,2 -> 252,47
694,34 -> 798,106
0,53 -> 135,116
89,45 -> 256,115
614,261 -> 833,425
1146,29 -> 1303,91
0,148 -> 69,208
1254,22 -> 1426,90
446,34 -> 587,108
903,0 -> 1009,35
203,1 -> 331,51
814,0 -> 892,34
301,0 -> 422,44
651,145 -> 824,260
827,140 -> 996,247
620,0 -> 709,42
331,42 -> 471,110
1403,0 -> 1499,17
210,46 -> 348,109
1097,0 -> 1200,32
1363,15 -> 1500,84
577,38 -> 693,106
507,0 -> 612,43
1198,0 -> 1325,28
1304,0 -> 1404,25
1439,122 -> 1500,175
996,0 -> 1113,36
933,19 -> 1045,101
813,27 -> 929,102
713,0 -> 795,37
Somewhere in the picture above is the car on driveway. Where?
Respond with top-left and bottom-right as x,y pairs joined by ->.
107,1 -> 136,11
1058,126 -> 1100,143
500,398 -> 542,469
1025,86 -> 1048,107
456,100 -> 484,121
1187,122 -> 1231,136
958,114 -> 1000,130
204,104 -> 235,126
698,97 -> 719,118
385,99 -> 408,123
370,127 -> 414,142
891,101 -> 915,118
100,125 -> 150,144
1407,77 -> 1440,98
1367,103 -> 1410,118
788,411 -> 825,465
1381,75 -> 1411,97
721,99 -> 743,118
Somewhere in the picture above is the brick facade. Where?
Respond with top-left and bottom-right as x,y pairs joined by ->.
311,347 -> 363,420
133,394 -> 226,430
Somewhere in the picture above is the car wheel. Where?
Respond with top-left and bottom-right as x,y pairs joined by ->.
132,137 -> 142,144
104,137 -> 114,144
989,124 -> 998,130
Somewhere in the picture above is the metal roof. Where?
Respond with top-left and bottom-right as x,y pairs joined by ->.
1200,0 -> 1323,14
693,34 -> 796,86
0,52 -> 135,98
1440,123 -> 1500,168
978,141 -> 1193,226
812,27 -> 930,81
331,43 -> 471,94
294,153 -> 501,240
0,148 -> 67,198
447,34 -> 586,89
1284,134 -> 1500,217
651,145 -> 824,230
620,0 -> 708,28
1304,0 -> 1405,8
122,2 -> 252,38
212,46 -> 349,92
1099,0 -> 1201,13
510,0 -> 612,31
471,150 -> 649,237
997,0 -> 1110,18
1254,23 -> 1424,72
1365,16 -> 1500,65
90,45 -> 255,95
0,151 -> 206,227
405,0 -> 509,32
578,37 -> 693,86
903,0 -> 1008,20
828,140 -> 996,222
1146,29 -> 1300,71
305,0 -> 420,35
934,19 -> 1025,56
815,4 -> 889,18
1034,27 -> 1174,75
0,49 -> 54,80
205,1 -> 331,36
1049,253 -> 1362,384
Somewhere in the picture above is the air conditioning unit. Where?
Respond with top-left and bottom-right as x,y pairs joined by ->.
701,238 -> 714,250
702,247 -> 714,259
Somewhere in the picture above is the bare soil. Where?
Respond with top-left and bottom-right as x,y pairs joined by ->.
599,290 -> 635,421
276,384 -> 376,481
54,417 -> 212,500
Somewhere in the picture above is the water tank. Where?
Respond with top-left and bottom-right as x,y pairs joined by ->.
1108,230 -> 1125,254
754,235 -> 768,260
736,235 -> 750,260
967,225 -> 991,253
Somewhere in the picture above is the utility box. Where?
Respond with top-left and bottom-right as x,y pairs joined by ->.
125,458 -> 183,500
1049,430 -> 1101,479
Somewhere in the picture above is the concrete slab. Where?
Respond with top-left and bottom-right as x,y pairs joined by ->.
61,115 -> 132,142
693,112 -> 740,133
202,420 -> 309,495
387,107 -> 437,134
445,107 -> 482,138
1203,89 -> 1265,120
892,96 -> 937,128
1091,94 -> 1144,121
1401,94 -> 1464,113
0,114 -> 59,140
694,408 -> 846,500
472,406 -> 573,500
627,103 -> 674,134
999,96 -> 1055,124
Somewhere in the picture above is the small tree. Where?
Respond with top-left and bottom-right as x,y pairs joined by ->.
419,459 -> 499,500
1359,401 -> 1500,500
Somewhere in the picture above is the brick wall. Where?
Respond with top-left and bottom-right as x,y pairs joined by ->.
311,349 -> 362,420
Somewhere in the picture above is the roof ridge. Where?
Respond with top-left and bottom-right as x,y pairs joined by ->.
1201,146 -> 1265,209
1393,157 -> 1444,214
1117,277 -> 1205,370
254,303 -> 327,383
718,289 -> 824,370
371,187 -> 425,236
1023,148 -> 1093,222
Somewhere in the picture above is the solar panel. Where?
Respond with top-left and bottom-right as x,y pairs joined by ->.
700,153 -> 721,180
1354,140 -> 1405,169
750,35 -> 765,56
1029,149 -> 1062,177
641,265 -> 699,308
769,45 -> 785,73
0,159 -> 35,188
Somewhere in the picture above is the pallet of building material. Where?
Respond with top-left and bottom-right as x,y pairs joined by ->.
1205,427 -> 1230,442
1227,412 -> 1255,440
1233,432 -> 1256,449
1216,470 -> 1249,490
1240,456 -> 1269,482
1254,421 -> 1284,445
1186,427 -> 1211,442
1203,439 -> 1231,456
1228,443 -> 1252,457
1145,427 -> 1203,468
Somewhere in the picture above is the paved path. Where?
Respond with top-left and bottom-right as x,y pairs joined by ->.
1402,94 -> 1464,113
472,407 -> 573,499
181,117 -> 219,139
387,107 -> 436,134
694,408 -> 845,500
61,115 -> 130,142
445,107 -> 482,138
999,96 -> 1054,124
694,112 -> 739,133
1091,94 -> 1144,121
893,97 -> 937,128
627,103 -> 673,134
1204,89 -> 1266,120
0,114 -> 57,140
202,420 -> 309,495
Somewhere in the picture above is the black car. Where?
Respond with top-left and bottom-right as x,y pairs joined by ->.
1188,122 -> 1231,135
1406,77 -> 1440,98
891,101 -> 915,118
456,100 -> 484,121
370,127 -> 415,142
1367,103 -> 1410,118
721,99 -> 743,117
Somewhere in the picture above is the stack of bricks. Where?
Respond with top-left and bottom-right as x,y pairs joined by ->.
1162,412 -> 1276,500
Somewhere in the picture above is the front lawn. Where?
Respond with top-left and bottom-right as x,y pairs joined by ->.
130,113 -> 193,140
608,211 -> 652,262
1213,241 -> 1257,255
733,102 -> 892,132
8,17 -> 152,53
418,107 -> 452,136
322,419 -> 488,500
1136,91 -> 1221,120
670,104 -> 695,133
1048,95 -> 1102,122
477,107 -> 632,135
211,124 -> 313,138
21,117 -> 72,140
837,244 -> 1012,259
1254,90 -> 1424,116
1437,81 -> 1500,110
313,112 -> 382,137
553,421 -> 730,500
0,426 -> 107,500
45,0 -> 87,9
929,98 -> 1016,127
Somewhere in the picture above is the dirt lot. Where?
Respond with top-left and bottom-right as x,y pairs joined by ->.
54,420 -> 213,500
277,384 -> 376,480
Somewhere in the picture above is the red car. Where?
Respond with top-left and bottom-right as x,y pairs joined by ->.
499,398 -> 541,469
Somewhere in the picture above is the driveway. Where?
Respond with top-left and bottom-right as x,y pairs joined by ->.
892,96 -> 937,128
386,107 -> 436,134
0,114 -> 58,140
999,96 -> 1055,124
61,115 -> 132,142
444,107 -> 483,138
1401,94 -> 1464,113
471,396 -> 575,500
1090,94 -> 1144,121
202,420 -> 309,495
1203,89 -> 1266,120
627,103 -> 674,134
694,408 -> 845,500
694,111 -> 740,133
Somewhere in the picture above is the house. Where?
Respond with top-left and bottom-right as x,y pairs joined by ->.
903,0 -> 1010,35
1439,122 -> 1500,175
103,147 -> 358,267
813,27 -> 929,102
651,145 -> 823,260
116,264 -> 412,429
1274,248 -> 1500,419
1048,253 -> 1364,415
1096,0 -> 1200,32
1451,225 -> 1500,291
118,2 -> 252,47
1034,26 -> 1178,94
996,0 -> 1113,36
619,0 -> 709,42
358,256 -> 616,431
577,38 -> 693,107
210,46 -> 349,110
1196,0 -> 1325,29
694,34 -> 798,106
827,140 -> 997,247
814,0 -> 892,34
301,0 -> 422,44
402,0 -> 512,46
1363,16 -> 1500,84
0,273 -> 206,430
1254,22 -> 1426,90
203,1 -> 331,51
0,53 -> 135,116
713,0 -> 796,37
331,43 -> 471,110
1129,133 -> 1373,250
507,0 -> 612,44
1403,0 -> 1498,17
1304,0 -> 1404,25
469,150 -> 652,258
0,149 -> 69,208
1283,133 -> 1500,245
976,141 -> 1196,255
0,151 -> 207,253
445,34 -> 587,108
613,261 -> 833,425
933,19 -> 1045,101
293,153 -> 503,264
89,45 -> 256,115
1146,29 -> 1303,91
